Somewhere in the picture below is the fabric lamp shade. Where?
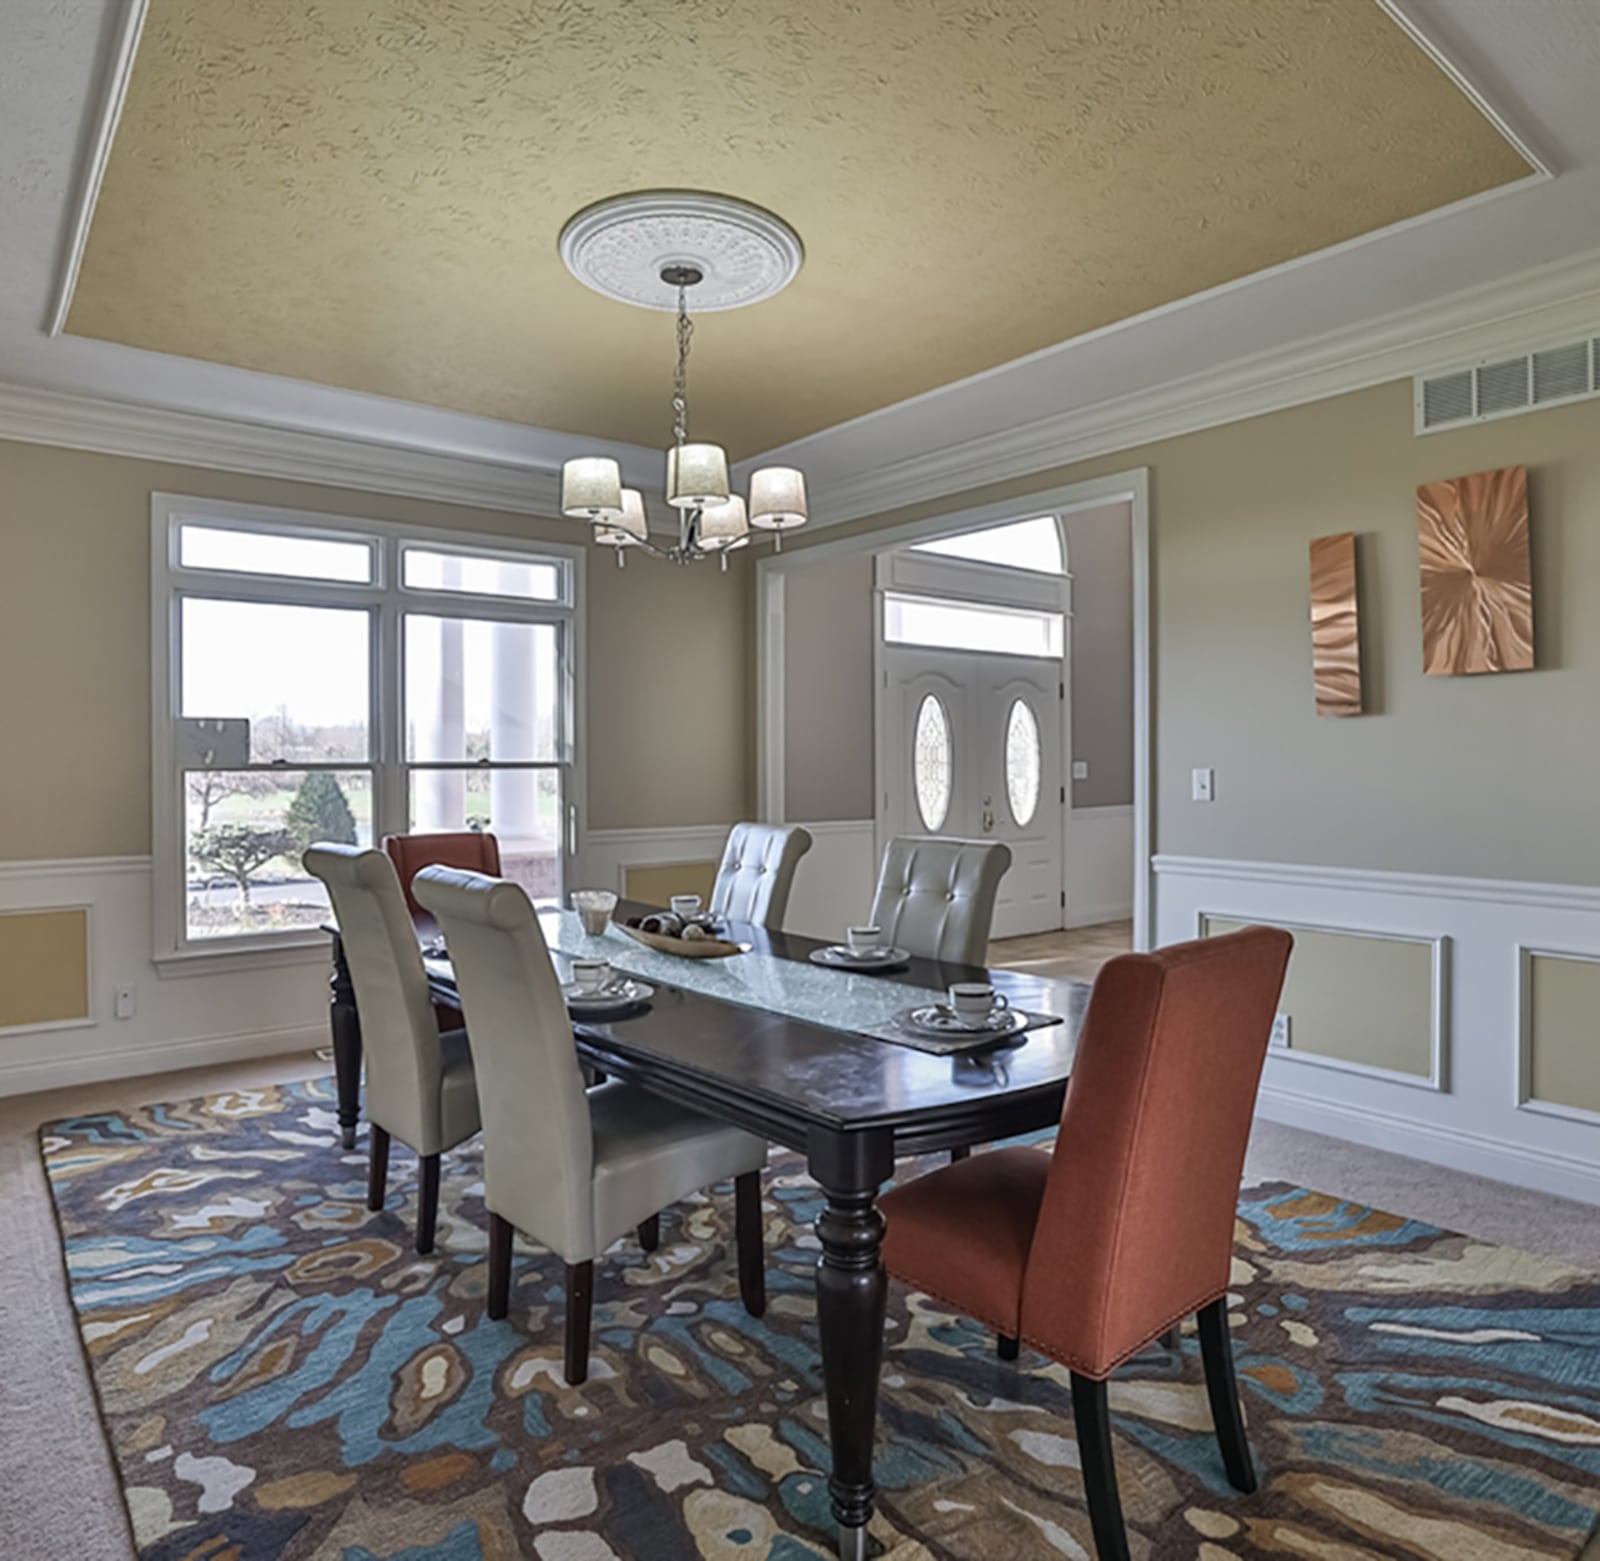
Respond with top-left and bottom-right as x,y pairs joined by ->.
594,488 -> 648,547
749,466 -> 808,530
666,443 -> 730,509
695,494 -> 749,551
562,457 -> 623,520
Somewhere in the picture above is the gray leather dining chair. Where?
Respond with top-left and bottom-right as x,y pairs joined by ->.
868,836 -> 1013,965
412,865 -> 770,1386
304,844 -> 481,1255
708,821 -> 813,928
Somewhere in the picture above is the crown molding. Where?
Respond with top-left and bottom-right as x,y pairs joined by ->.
798,245 -> 1600,528
0,380 -> 574,517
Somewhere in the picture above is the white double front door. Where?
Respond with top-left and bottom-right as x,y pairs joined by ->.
880,646 -> 1064,941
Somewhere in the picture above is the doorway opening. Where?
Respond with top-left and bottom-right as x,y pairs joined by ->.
873,501 -> 1136,968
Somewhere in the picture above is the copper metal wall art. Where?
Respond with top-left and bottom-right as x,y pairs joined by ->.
1309,531 -> 1362,716
1417,465 -> 1533,676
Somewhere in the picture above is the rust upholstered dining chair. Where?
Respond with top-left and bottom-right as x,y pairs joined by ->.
879,926 -> 1293,1561
384,830 -> 502,916
385,831 -> 502,1032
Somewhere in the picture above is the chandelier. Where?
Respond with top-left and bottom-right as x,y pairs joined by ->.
557,192 -> 809,567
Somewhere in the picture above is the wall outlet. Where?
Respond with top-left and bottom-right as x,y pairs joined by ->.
1192,767 -> 1215,803
114,984 -> 136,1021
1270,1013 -> 1290,1048
1071,760 -> 1089,781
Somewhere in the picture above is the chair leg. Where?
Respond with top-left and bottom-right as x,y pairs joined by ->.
950,1145 -> 971,1163
637,1214 -> 660,1253
366,1124 -> 390,1212
1071,1372 -> 1130,1561
487,1213 -> 513,1321
997,1333 -> 1019,1361
1159,1326 -> 1180,1351
734,1169 -> 766,1318
416,1153 -> 441,1255
564,1261 -> 594,1386
1198,1297 -> 1257,1493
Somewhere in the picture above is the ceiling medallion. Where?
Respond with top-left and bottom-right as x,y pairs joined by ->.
558,192 -> 808,570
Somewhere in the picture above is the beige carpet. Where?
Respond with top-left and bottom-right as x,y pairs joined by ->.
4,1051 -> 1600,1558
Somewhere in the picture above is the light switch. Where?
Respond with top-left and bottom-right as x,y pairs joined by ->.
1071,760 -> 1089,781
1192,767 -> 1215,803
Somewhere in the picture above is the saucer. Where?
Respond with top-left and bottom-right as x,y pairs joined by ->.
563,978 -> 653,1012
810,945 -> 911,971
898,1004 -> 1024,1041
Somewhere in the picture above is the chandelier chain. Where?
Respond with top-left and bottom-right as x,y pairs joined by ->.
671,283 -> 694,448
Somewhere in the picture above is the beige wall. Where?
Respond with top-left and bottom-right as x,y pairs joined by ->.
793,383 -> 1600,886
0,439 -> 752,860
782,552 -> 875,821
1065,501 -> 1133,808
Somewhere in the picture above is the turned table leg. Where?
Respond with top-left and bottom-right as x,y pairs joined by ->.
809,1128 -> 895,1561
329,933 -> 363,1151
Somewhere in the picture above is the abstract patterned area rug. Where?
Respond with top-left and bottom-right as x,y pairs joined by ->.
40,1078 -> 1600,1560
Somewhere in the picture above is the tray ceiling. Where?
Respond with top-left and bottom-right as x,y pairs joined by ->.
66,0 -> 1530,460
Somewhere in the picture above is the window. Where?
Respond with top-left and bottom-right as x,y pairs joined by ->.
913,694 -> 952,831
1005,699 -> 1041,826
154,497 -> 580,959
911,515 -> 1065,575
884,593 -> 1065,658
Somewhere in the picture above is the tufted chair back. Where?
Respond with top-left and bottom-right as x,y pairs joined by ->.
867,837 -> 1011,965
708,823 -> 813,929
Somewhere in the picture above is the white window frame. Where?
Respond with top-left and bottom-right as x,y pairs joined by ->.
151,492 -> 586,973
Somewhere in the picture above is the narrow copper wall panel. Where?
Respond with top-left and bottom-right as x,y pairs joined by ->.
1309,532 -> 1362,716
1418,465 -> 1533,676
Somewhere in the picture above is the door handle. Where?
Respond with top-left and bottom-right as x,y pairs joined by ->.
981,796 -> 995,834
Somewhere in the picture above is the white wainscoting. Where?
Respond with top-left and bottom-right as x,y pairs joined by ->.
1155,854 -> 1600,1205
579,825 -> 734,897
781,821 -> 879,942
1065,804 -> 1134,929
0,857 -> 327,1098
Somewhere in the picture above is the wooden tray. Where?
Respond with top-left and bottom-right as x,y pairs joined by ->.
620,924 -> 745,960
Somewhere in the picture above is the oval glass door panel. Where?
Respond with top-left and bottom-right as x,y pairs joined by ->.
913,693 -> 952,832
1005,698 -> 1041,825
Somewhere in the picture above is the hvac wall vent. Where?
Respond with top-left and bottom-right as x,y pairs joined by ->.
1415,332 -> 1599,434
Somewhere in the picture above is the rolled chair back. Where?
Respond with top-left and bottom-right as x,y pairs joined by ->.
1019,926 -> 1293,1376
867,836 -> 1012,964
709,822 -> 814,928
384,831 -> 502,917
304,844 -> 449,1150
412,866 -> 596,1261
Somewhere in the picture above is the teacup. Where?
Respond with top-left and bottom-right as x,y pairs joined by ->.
846,924 -> 882,955
670,894 -> 704,922
948,981 -> 1007,1028
571,958 -> 612,996
571,888 -> 617,937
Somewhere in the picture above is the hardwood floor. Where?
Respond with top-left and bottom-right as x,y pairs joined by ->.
987,918 -> 1132,985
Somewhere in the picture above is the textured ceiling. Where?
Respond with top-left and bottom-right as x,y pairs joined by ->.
67,0 -> 1530,459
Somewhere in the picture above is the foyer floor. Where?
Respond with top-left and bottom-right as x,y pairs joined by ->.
988,917 -> 1134,984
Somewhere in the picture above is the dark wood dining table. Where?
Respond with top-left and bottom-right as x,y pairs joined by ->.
323,904 -> 1088,1559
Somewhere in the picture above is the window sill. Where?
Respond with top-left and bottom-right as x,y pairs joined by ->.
154,937 -> 331,980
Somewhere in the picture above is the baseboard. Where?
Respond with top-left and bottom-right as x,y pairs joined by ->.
1256,1083 -> 1600,1207
0,1022 -> 327,1100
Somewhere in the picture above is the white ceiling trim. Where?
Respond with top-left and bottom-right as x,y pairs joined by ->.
797,244 -> 1600,527
8,244 -> 1600,534
1375,0 -> 1555,176
0,381 -> 565,518
44,0 -> 147,337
